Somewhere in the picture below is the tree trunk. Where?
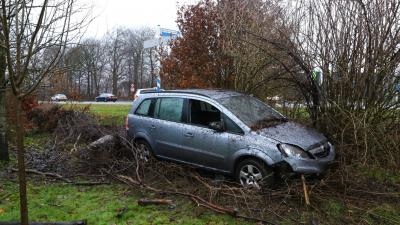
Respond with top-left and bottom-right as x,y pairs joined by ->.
133,52 -> 140,89
13,95 -> 29,225
0,34 -> 8,161
112,67 -> 118,96
0,87 -> 8,161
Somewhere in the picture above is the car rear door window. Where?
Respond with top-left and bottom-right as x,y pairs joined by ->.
135,99 -> 153,116
155,98 -> 184,122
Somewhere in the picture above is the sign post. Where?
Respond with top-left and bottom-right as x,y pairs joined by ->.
156,78 -> 161,91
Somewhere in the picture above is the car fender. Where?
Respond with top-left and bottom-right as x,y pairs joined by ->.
132,131 -> 156,153
229,147 -> 275,173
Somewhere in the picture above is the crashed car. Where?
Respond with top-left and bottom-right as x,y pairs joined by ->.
126,89 -> 335,187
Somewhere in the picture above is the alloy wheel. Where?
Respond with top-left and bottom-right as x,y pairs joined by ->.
239,164 -> 264,188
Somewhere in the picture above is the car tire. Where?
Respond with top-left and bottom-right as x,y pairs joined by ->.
235,158 -> 274,188
135,139 -> 154,163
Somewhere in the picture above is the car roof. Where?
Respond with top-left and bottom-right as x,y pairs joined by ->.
145,89 -> 244,100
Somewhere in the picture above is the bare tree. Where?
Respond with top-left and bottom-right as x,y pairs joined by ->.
0,29 -> 7,162
0,0 -> 89,224
104,28 -> 127,95
247,0 -> 400,166
218,0 -> 289,97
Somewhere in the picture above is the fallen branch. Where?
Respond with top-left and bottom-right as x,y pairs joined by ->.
11,168 -> 70,183
114,174 -> 279,225
137,198 -> 174,206
11,168 -> 110,186
0,221 -> 87,225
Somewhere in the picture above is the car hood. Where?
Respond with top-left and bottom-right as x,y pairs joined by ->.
256,121 -> 327,150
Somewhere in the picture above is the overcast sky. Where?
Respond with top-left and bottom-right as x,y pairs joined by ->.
82,0 -> 198,38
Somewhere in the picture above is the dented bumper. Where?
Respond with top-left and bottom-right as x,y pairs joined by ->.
284,144 -> 336,174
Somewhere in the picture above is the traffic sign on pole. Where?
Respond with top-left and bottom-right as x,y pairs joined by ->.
156,78 -> 161,91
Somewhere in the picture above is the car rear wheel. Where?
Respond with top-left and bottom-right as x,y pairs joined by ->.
236,158 -> 274,189
135,139 -> 153,163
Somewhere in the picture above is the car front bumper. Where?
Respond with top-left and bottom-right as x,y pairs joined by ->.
283,144 -> 336,174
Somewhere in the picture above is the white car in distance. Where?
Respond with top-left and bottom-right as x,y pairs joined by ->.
134,88 -> 164,100
51,94 -> 68,102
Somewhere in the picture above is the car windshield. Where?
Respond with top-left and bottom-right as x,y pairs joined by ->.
218,95 -> 287,130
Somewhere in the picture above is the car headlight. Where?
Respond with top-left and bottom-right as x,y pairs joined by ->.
278,144 -> 309,159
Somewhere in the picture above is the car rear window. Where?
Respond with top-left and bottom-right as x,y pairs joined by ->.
135,99 -> 153,116
155,98 -> 184,123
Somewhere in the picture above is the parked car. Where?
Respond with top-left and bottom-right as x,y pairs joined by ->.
134,87 -> 164,100
50,94 -> 68,102
126,89 -> 335,187
95,93 -> 117,102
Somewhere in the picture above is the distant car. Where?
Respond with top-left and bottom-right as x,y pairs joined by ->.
50,94 -> 68,102
95,93 -> 117,102
134,88 -> 164,100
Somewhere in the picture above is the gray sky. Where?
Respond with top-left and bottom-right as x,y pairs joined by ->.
83,0 -> 198,38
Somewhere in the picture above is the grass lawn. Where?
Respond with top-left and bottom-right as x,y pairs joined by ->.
0,181 -> 250,225
62,103 -> 132,126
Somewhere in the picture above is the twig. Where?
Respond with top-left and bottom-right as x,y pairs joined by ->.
0,193 -> 12,201
301,174 -> 310,206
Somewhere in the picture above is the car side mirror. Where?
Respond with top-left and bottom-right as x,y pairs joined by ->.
209,121 -> 223,131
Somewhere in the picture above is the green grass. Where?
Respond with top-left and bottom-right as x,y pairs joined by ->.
62,104 -> 132,126
361,166 -> 400,184
24,132 -> 52,147
0,181 -> 251,225
88,104 -> 131,126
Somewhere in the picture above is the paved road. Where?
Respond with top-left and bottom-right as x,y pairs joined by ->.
40,101 -> 133,105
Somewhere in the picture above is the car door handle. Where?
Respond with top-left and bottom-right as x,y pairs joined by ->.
150,125 -> 156,129
184,133 -> 194,138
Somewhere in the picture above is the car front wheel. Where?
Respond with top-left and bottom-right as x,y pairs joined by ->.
236,158 -> 274,188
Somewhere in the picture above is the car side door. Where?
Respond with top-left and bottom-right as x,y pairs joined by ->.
150,97 -> 186,160
180,99 -> 245,172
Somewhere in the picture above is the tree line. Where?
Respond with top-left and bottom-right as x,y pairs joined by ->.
40,27 -> 157,100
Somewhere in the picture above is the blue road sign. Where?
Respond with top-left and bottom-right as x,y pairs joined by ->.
156,78 -> 161,91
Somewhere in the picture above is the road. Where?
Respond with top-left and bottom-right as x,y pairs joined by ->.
40,100 -> 133,105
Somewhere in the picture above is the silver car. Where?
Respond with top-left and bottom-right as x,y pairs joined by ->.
126,89 -> 335,187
